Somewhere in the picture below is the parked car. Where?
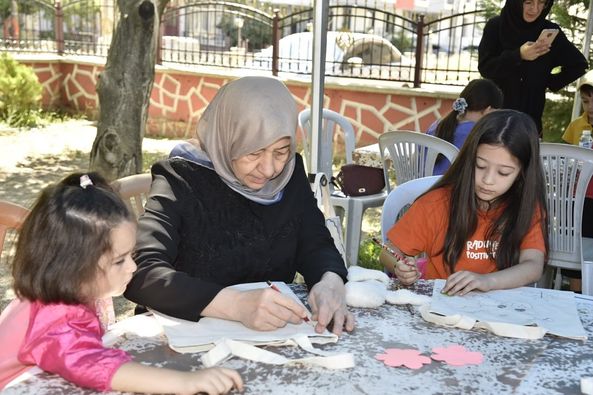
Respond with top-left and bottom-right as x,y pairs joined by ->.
251,31 -> 413,80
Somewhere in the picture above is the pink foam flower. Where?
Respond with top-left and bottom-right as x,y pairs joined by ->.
430,345 -> 484,366
375,348 -> 432,369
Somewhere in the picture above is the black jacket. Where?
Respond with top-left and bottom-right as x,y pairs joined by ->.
124,154 -> 347,321
478,16 -> 587,132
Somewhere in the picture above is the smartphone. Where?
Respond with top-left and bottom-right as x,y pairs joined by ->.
537,28 -> 559,46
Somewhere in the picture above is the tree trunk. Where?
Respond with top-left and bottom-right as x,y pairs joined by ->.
90,0 -> 166,181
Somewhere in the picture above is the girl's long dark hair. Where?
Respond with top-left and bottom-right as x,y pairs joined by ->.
435,79 -> 503,145
429,110 -> 549,274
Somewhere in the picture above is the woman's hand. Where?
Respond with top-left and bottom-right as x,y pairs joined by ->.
203,287 -> 309,331
234,288 -> 309,331
441,271 -> 493,296
393,256 -> 420,286
308,272 -> 355,336
520,40 -> 550,61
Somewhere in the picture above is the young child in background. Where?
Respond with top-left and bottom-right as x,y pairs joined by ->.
0,173 -> 243,394
382,110 -> 549,296
427,78 -> 503,174
562,71 -> 593,145
561,70 -> 593,293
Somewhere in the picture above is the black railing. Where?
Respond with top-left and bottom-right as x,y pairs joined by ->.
3,0 -> 582,87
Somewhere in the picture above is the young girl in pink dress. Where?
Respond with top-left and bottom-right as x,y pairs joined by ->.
0,173 -> 243,394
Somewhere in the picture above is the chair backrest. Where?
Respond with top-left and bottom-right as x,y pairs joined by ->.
378,130 -> 459,192
111,173 -> 152,218
298,108 -> 356,177
0,201 -> 29,265
540,143 -> 593,271
381,175 -> 441,242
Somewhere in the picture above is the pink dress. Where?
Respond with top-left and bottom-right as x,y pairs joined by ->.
0,298 -> 131,391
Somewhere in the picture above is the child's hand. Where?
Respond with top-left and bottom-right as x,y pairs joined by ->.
393,256 -> 420,286
442,271 -> 492,296
183,367 -> 243,395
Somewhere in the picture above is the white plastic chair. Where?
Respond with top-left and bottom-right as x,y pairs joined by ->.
111,173 -> 152,218
0,201 -> 29,266
299,108 -> 387,266
380,176 -> 441,243
378,130 -> 459,192
538,143 -> 593,296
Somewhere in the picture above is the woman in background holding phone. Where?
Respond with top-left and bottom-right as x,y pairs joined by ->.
478,0 -> 587,136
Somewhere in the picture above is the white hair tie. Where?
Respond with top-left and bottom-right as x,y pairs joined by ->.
80,174 -> 93,189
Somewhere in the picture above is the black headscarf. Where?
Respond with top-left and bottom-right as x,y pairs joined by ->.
499,0 -> 554,48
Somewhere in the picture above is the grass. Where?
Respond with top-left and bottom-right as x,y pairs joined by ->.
358,235 -> 383,270
142,151 -> 169,172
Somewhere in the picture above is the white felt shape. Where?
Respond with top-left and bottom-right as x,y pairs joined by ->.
347,265 -> 390,285
582,377 -> 593,395
385,289 -> 431,306
418,305 -> 547,339
201,336 -> 355,370
345,281 -> 387,308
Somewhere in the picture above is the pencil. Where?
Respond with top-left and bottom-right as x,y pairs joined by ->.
266,281 -> 311,322
266,280 -> 281,293
371,237 -> 416,269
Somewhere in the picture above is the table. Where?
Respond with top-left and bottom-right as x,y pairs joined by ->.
5,281 -> 593,394
352,143 -> 384,168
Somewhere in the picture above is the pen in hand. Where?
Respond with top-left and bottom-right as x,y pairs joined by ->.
266,280 -> 282,293
371,237 -> 416,268
266,280 -> 311,322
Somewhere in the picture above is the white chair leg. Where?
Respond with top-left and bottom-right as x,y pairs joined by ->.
583,261 -> 593,296
344,201 -> 365,267
553,268 -> 563,290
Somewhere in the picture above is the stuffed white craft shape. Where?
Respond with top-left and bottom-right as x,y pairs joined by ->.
345,266 -> 431,308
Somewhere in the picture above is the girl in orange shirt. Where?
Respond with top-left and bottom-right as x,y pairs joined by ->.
382,110 -> 549,296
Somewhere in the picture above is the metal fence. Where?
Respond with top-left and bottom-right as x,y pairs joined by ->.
0,0 -> 115,56
0,0 -> 550,87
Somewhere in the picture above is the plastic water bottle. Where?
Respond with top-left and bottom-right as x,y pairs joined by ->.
579,130 -> 593,149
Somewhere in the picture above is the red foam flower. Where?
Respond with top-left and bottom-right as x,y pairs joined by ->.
431,345 -> 484,366
375,348 -> 431,369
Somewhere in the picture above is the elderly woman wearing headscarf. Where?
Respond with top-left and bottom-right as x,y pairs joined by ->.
125,77 -> 354,335
478,0 -> 587,134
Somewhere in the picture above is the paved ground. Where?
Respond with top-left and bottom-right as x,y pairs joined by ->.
0,120 -> 178,317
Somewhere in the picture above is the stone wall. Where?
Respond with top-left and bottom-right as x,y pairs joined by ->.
21,56 -> 459,146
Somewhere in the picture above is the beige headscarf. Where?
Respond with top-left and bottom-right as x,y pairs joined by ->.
197,76 -> 298,204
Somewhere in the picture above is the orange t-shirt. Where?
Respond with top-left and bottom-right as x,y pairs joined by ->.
387,187 -> 546,279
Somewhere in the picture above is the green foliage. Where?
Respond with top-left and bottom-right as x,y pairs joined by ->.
217,13 -> 272,51
0,0 -> 37,19
477,0 -> 502,20
542,95 -> 573,143
0,53 -> 42,128
357,236 -> 383,271
142,151 -> 168,172
391,33 -> 413,54
551,0 -> 589,32
62,0 -> 102,35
